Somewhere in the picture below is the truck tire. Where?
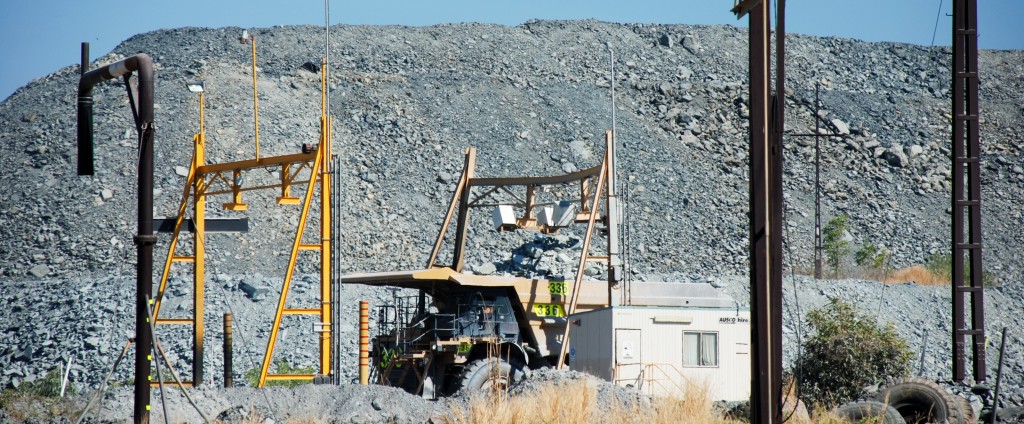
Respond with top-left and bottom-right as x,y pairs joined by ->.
458,358 -> 528,393
874,377 -> 967,423
954,395 -> 975,424
833,400 -> 906,424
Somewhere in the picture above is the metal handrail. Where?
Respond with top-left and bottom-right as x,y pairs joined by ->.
614,362 -> 691,397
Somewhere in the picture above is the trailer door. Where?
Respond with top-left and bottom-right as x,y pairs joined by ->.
614,328 -> 642,387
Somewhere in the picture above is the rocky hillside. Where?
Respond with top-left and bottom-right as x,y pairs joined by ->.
0,20 -> 1022,419
1,21 -> 1023,282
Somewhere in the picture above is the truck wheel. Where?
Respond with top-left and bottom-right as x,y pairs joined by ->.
458,358 -> 528,393
874,377 -> 965,423
833,400 -> 905,424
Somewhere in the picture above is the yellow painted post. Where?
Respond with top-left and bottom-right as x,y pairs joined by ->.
359,301 -> 369,385
224,169 -> 247,210
556,146 -> 609,369
153,158 -> 194,321
318,59 -> 333,376
250,35 -> 260,160
193,91 -> 206,385
276,164 -> 298,204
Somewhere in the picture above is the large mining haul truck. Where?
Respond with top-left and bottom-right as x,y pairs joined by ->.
342,268 -> 613,397
342,134 -> 625,397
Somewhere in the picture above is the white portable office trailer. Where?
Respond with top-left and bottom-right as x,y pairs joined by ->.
568,282 -> 751,401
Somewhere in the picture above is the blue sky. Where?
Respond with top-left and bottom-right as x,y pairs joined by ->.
1,0 -> 1021,101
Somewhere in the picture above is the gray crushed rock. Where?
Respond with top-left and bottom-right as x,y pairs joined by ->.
0,19 -> 1022,421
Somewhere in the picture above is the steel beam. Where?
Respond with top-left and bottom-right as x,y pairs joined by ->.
744,0 -> 783,421
951,0 -> 985,383
450,149 -> 477,272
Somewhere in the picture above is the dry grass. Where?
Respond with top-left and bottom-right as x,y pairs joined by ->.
789,262 -> 954,287
444,379 -> 748,424
883,265 -> 950,285
0,393 -> 79,422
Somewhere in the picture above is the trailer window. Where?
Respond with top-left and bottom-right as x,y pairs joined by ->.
682,331 -> 718,367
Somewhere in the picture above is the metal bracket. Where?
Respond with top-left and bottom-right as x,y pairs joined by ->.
133,234 -> 157,246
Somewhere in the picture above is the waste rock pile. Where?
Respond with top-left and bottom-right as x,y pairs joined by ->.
0,20 -> 1022,422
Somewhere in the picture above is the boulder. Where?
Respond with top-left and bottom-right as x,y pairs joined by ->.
682,34 -> 701,54
239,281 -> 270,301
884,145 -> 909,167
658,33 -> 673,48
831,118 -> 851,135
28,264 -> 49,278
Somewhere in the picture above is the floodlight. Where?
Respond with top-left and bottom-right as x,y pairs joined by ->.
186,80 -> 205,93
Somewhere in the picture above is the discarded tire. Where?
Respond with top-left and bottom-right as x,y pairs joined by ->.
458,358 -> 529,393
833,400 -> 906,424
874,377 -> 970,424
954,395 -> 975,423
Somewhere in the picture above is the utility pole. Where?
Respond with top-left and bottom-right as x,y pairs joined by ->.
732,0 -> 785,421
78,51 -> 157,424
950,0 -> 985,383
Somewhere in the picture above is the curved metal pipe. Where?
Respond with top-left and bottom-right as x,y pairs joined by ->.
77,54 -> 154,174
75,52 -> 155,424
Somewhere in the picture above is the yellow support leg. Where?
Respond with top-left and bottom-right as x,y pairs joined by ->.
259,144 -> 324,387
223,169 -> 248,210
193,166 -> 206,385
319,115 -> 332,378
277,163 -> 300,205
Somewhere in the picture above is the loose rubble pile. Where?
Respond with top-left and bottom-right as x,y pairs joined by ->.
0,20 -> 1022,422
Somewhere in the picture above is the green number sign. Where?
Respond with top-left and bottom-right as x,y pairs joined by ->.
548,280 -> 567,295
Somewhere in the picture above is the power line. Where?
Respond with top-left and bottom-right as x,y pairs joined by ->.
931,0 -> 943,47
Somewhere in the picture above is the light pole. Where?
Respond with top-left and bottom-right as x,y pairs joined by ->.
185,79 -> 207,385
240,30 -> 261,160
186,80 -> 205,136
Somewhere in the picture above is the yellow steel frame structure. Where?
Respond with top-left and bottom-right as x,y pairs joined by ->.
154,60 -> 333,387
424,131 -> 620,370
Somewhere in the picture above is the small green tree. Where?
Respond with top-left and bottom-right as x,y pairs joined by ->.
855,243 -> 890,270
795,298 -> 913,407
823,214 -> 851,278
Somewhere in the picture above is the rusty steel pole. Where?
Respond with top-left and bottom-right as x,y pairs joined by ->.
733,0 -> 784,421
80,42 -> 89,76
224,313 -> 234,388
771,1 -> 787,419
77,51 -> 156,424
813,83 -> 823,280
951,0 -> 986,383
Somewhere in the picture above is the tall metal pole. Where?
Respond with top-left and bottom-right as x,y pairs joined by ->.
241,31 -> 261,160
607,47 -> 622,305
733,0 -> 783,421
318,57 -> 333,381
771,1 -> 787,420
77,52 -> 157,424
80,43 -> 89,76
990,327 -> 1007,424
951,0 -> 985,383
193,88 -> 206,386
813,83 -> 823,280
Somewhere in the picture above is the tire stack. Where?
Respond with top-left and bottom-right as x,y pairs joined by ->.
834,377 -> 975,424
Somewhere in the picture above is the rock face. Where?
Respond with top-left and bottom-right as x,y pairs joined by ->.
0,20 -> 1022,415
1,22 -> 1021,285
